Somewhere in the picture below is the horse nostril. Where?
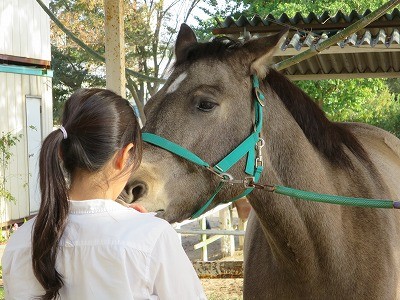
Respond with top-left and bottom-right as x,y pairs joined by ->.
124,181 -> 147,203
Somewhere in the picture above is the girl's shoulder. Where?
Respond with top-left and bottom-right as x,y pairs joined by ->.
3,218 -> 36,252
64,205 -> 176,252
108,210 -> 175,244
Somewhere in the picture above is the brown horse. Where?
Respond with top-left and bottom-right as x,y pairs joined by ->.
120,24 -> 400,299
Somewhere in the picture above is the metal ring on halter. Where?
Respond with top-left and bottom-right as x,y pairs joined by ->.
220,173 -> 234,182
220,173 -> 248,185
206,166 -> 225,180
257,138 -> 265,148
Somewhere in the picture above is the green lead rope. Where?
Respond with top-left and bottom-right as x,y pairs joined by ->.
273,185 -> 400,209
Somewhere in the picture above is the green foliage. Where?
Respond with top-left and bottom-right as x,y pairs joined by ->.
0,228 -> 8,244
296,79 -> 400,137
0,132 -> 22,204
237,0 -> 389,17
51,45 -> 105,125
0,133 -> 25,245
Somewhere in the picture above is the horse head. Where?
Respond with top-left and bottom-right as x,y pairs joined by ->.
120,24 -> 287,223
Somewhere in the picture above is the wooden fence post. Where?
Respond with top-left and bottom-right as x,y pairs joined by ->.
219,205 -> 235,257
201,217 -> 208,261
238,218 -> 247,250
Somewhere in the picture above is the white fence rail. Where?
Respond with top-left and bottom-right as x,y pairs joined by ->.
173,203 -> 246,261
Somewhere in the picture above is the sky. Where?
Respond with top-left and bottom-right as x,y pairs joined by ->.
167,0 -> 230,27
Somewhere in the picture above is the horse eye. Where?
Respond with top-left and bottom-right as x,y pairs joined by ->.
196,100 -> 218,112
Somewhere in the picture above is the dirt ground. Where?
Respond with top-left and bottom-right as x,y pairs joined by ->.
180,212 -> 244,300
201,278 -> 243,300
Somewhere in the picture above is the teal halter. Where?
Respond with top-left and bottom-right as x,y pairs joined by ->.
142,75 -> 265,219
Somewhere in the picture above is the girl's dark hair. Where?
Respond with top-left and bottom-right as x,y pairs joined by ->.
32,89 -> 142,300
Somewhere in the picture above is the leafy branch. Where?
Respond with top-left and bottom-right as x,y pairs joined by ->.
0,132 -> 22,204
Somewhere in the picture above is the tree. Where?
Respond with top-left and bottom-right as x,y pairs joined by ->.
49,0 -> 200,123
296,79 -> 400,135
237,0 -> 389,16
50,0 -> 107,123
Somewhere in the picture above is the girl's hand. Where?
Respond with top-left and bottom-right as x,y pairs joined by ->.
129,203 -> 148,213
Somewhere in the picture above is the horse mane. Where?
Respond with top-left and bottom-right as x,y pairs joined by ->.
265,69 -> 370,168
174,37 -> 242,67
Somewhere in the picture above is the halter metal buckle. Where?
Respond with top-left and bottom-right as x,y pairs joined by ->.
256,157 -> 264,167
244,177 -> 255,188
255,87 -> 266,107
220,173 -> 253,186
256,138 -> 265,167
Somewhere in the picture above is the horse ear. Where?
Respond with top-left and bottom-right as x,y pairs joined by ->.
243,28 -> 288,79
175,23 -> 197,63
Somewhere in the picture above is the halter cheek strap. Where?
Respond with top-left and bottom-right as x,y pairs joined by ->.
142,75 -> 265,219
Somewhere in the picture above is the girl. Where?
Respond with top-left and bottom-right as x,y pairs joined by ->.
2,89 -> 206,300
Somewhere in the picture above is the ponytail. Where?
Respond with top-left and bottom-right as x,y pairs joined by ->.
32,129 -> 69,300
31,88 -> 142,299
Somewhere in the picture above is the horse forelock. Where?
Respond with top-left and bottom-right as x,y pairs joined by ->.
265,69 -> 370,169
174,37 -> 242,67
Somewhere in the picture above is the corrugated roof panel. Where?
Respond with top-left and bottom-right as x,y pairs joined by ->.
213,10 -> 400,79
377,51 -> 390,71
294,60 -> 305,75
359,31 -> 373,46
215,9 -> 400,32
318,55 -> 334,74
390,52 -> 400,71
307,56 -> 321,74
341,53 -> 355,73
366,52 -> 379,72
329,54 -> 343,73
352,53 -> 367,73
390,29 -> 400,44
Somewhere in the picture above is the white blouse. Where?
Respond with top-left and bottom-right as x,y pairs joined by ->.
2,200 -> 206,300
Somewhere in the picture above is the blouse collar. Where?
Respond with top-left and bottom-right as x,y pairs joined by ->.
68,199 -> 130,214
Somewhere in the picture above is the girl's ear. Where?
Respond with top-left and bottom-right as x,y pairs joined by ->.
115,143 -> 134,170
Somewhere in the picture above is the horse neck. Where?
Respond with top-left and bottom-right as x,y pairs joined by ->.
261,86 -> 332,188
246,84 -> 344,272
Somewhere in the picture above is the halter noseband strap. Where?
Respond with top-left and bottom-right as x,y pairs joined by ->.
142,75 -> 265,219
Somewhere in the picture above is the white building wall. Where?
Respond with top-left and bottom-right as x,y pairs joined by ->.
0,73 -> 53,223
0,0 -> 51,60
0,0 -> 52,223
